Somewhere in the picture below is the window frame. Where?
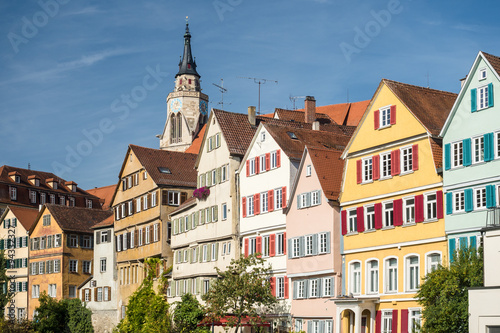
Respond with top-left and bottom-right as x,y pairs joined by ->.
318,232 -> 328,254
380,152 -> 392,179
69,259 -> 78,273
276,233 -> 285,255
385,257 -> 398,293
451,141 -> 463,168
474,187 -> 487,210
350,261 -> 361,295
403,197 -> 415,224
100,258 -> 107,273
347,209 -> 358,234
472,135 -> 485,164
426,252 -> 441,274
274,188 -> 283,210
366,259 -> 379,294
454,191 -> 465,213
478,84 -> 489,110
383,201 -> 394,228
425,192 -> 438,221
222,203 -> 227,220
246,195 -> 254,217
405,255 -> 420,292
365,205 -> 375,230
306,165 -> 312,177
379,106 -> 391,128
260,192 -> 268,213
270,151 -> 278,169
362,157 -> 373,183
167,191 -> 180,206
400,146 -> 413,174
382,310 -> 393,333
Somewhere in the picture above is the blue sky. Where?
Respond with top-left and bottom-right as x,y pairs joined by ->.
1,0 -> 499,190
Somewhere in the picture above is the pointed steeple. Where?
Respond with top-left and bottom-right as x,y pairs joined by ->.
176,17 -> 199,78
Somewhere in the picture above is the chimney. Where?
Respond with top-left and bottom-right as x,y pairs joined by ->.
312,120 -> 320,131
305,96 -> 316,124
248,106 -> 256,126
460,75 -> 467,88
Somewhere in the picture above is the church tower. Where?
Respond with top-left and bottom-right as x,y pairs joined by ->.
160,19 -> 209,151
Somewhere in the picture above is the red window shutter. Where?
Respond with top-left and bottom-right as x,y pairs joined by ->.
374,203 -> 383,229
373,154 -> 380,180
356,206 -> 365,233
254,193 -> 260,215
242,197 -> 247,218
391,150 -> 400,176
284,277 -> 289,298
393,199 -> 403,226
392,309 -> 398,333
244,238 -> 249,257
268,190 -> 274,212
277,150 -> 281,167
246,160 -> 250,177
412,144 -> 419,171
283,232 -> 286,254
282,187 -> 287,208
341,210 -> 347,235
436,190 -> 444,219
256,236 -> 262,257
415,194 -> 424,222
390,105 -> 396,125
374,110 -> 380,130
401,309 -> 409,333
356,159 -> 362,184
265,153 -> 271,171
270,277 -> 276,296
255,157 -> 260,174
376,311 -> 381,333
270,234 -> 276,257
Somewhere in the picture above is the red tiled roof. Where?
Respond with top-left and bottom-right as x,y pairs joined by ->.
129,145 -> 197,188
482,51 -> 500,76
383,79 -> 457,136
296,100 -> 370,126
429,137 -> 443,171
7,205 -> 39,231
185,124 -> 206,154
264,124 -> 351,161
274,108 -> 338,125
307,147 -> 345,201
91,214 -> 114,229
40,204 -> 113,234
86,184 -> 116,210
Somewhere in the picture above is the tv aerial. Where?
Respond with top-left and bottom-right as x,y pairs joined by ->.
212,79 -> 230,109
238,77 -> 278,115
289,95 -> 306,110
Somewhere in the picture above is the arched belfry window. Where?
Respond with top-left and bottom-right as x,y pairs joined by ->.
171,114 -> 183,144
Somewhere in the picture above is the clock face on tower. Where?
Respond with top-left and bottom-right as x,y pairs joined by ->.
199,100 -> 208,115
170,98 -> 182,113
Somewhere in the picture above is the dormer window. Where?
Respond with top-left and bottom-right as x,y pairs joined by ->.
35,179 -> 40,186
65,181 -> 77,192
47,178 -> 58,190
86,199 -> 92,209
15,176 -> 20,183
9,172 -> 21,183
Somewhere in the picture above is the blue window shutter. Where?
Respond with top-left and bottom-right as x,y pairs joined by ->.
486,185 -> 496,208
470,89 -> 477,112
484,133 -> 494,162
488,83 -> 494,107
444,143 -> 451,170
471,88 -> 477,112
465,189 -> 474,212
470,236 -> 477,249
463,138 -> 472,166
449,238 -> 456,262
446,192 -> 453,215
460,237 -> 468,249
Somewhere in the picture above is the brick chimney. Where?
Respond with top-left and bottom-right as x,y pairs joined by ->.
305,96 -> 316,124
248,106 -> 256,126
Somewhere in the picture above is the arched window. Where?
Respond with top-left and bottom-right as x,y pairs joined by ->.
177,114 -> 182,139
366,260 -> 379,294
170,114 -> 177,143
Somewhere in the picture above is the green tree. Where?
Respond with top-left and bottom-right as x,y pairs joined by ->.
0,249 -> 11,315
417,246 -> 483,333
202,254 -> 277,333
0,317 -> 35,333
115,258 -> 172,333
173,293 -> 208,333
33,292 -> 94,333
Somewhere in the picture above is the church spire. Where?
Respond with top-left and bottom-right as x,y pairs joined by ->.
176,17 -> 199,78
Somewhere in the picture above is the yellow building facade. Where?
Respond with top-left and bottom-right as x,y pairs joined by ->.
336,80 -> 456,333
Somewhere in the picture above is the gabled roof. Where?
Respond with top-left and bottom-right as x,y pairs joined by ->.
129,145 -> 197,188
429,137 -> 443,171
185,124 -> 206,154
274,108 -> 338,125
86,184 -> 116,210
3,205 -> 38,231
91,215 -> 114,229
308,147 -> 345,201
31,204 -> 112,234
264,124 -> 351,161
296,100 -> 370,126
440,51 -> 500,136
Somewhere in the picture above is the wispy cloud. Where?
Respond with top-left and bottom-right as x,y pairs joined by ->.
452,23 -> 483,33
61,6 -> 103,17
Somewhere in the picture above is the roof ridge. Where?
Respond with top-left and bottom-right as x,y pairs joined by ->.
382,78 -> 457,96
1,165 -> 58,177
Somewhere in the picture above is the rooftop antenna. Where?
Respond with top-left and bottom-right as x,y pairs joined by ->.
289,95 -> 306,110
212,79 -> 229,109
28,163 -> 30,170
238,77 -> 278,115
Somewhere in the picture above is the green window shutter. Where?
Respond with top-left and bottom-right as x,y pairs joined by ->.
201,173 -> 206,187
194,212 -> 198,228
485,133 -> 495,162
216,133 -> 221,148
208,171 -> 212,187
12,218 -> 17,227
444,143 -> 451,170
470,236 -> 477,249
201,209 -> 205,225
488,83 -> 494,107
196,277 -> 201,294
171,280 -> 176,296
188,279 -> 192,294
208,244 -> 212,261
214,206 -> 218,222
446,192 -> 453,214
188,215 -> 192,230
463,138 -> 471,166
208,208 -> 212,223
0,239 -> 4,250
173,219 -> 178,234
471,88 -> 477,112
465,189 -> 473,212
197,175 -> 200,188
215,242 -> 219,259
486,185 -> 496,208
198,246 -> 202,262
217,167 -> 221,184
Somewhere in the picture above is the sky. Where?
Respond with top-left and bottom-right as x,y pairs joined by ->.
1,0 -> 500,190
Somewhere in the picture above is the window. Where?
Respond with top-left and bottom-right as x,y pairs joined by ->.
40,193 -> 46,205
143,194 -> 149,210
292,238 -> 300,258
309,279 -> 319,298
67,285 -> 76,298
260,235 -> 270,257
480,68 -> 487,80
319,232 -> 328,254
381,152 -> 392,178
271,151 -> 278,169
221,164 -> 228,182
9,187 -> 17,200
276,233 -> 285,255
84,289 -> 91,302
97,287 -> 103,302
138,229 -> 143,246
48,284 -> 57,297
100,230 -> 109,243
151,191 -> 157,207
82,236 -> 92,248
248,238 -> 257,256
30,190 -> 37,203
427,253 -> 441,273
18,308 -> 26,319
276,277 -> 285,299
475,187 -> 486,210
274,188 -> 283,210
54,259 -> 60,273
496,132 -> 500,159
382,310 -> 393,333
69,235 -> 78,247
311,190 -> 320,206
348,209 -> 357,233
203,279 -> 210,294
32,285 -> 40,298
145,226 -> 150,244
59,196 -> 65,206
363,157 -> 373,182
350,262 -> 361,295
259,155 -> 266,173
202,245 -> 208,262
211,243 -> 216,261
383,202 -> 394,227
305,235 -> 314,256
295,319 -> 303,332
404,198 -> 415,224
408,309 -> 422,333
69,260 -> 78,273
478,85 -> 489,110
386,258 -> 398,293
121,204 -> 126,218
249,158 -> 256,176
425,193 -> 437,220
211,169 -> 216,186
323,277 -> 333,297
261,192 -> 268,213
50,194 -> 55,204
367,260 -> 379,294
473,136 -> 485,163
222,203 -> 227,220
100,258 -> 107,272
306,165 -> 312,177
380,106 -> 391,128
452,141 -> 463,168
297,280 -> 306,298
365,205 -> 375,230
401,146 -> 413,173
153,224 -> 159,242
260,131 -> 266,142
83,261 -> 91,274
406,256 -> 419,291
246,196 -> 254,216
454,191 -> 465,213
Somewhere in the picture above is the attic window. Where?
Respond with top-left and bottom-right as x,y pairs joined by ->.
287,131 -> 298,140
480,68 -> 487,80
15,176 -> 20,183
158,167 -> 172,174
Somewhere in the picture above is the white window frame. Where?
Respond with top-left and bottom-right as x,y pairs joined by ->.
48,284 -> 57,298
202,245 -> 208,262
400,146 -> 413,174
479,68 -> 487,80
454,191 -> 465,213
426,251 -> 441,274
297,280 -> 305,299
305,234 -> 314,256
249,158 -> 256,176
274,188 -> 283,210
270,151 -> 278,169
248,237 -> 257,256
309,278 -> 319,298
262,235 -> 270,257
221,164 -> 228,182
383,201 -> 394,227
318,232 -> 328,254
403,197 -> 415,224
222,203 -> 227,220
385,257 -> 398,293
211,243 -> 216,261
347,209 -> 358,234
145,226 -> 150,244
153,223 -> 159,242
32,285 -> 40,298
276,233 -> 285,255
495,131 -> 500,159
259,155 -> 266,173
350,261 -> 361,295
246,196 -> 254,217
311,190 -> 320,206
306,165 -> 312,177
292,238 -> 300,258
425,192 -> 438,220
366,259 -> 379,294
380,152 -> 392,179
365,205 -> 375,230
478,85 -> 489,110
408,308 -> 422,333
379,106 -> 391,128
474,187 -> 487,210
69,260 -> 78,273
323,277 -> 333,297
100,258 -> 107,272
83,260 -> 92,274
260,192 -> 268,213
382,310 -> 393,333
405,255 -> 420,291
472,136 -> 485,164
152,191 -> 157,207
362,157 -> 373,183
451,141 -> 463,168
276,277 -> 285,299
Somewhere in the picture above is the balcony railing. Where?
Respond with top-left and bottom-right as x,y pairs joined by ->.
486,207 -> 500,226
